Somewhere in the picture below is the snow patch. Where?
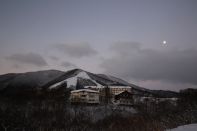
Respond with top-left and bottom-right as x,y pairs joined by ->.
166,124 -> 197,131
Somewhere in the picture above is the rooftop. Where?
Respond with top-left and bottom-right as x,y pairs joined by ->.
71,89 -> 99,93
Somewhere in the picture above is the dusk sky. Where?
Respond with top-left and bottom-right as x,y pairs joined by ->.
0,0 -> 197,91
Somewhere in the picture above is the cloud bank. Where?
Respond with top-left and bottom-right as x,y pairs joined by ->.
101,42 -> 197,85
6,53 -> 47,67
54,43 -> 97,58
61,61 -> 76,68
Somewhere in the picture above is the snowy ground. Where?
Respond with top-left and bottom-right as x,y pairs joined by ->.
166,124 -> 197,131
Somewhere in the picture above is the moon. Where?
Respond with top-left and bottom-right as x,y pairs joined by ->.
162,40 -> 167,45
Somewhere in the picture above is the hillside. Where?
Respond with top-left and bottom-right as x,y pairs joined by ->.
0,68 -> 178,98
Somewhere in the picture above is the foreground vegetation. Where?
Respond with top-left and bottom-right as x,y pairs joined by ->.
0,89 -> 197,131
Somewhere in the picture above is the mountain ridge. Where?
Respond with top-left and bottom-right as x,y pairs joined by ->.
0,68 -> 179,98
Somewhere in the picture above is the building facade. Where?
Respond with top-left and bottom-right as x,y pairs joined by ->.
114,91 -> 134,105
109,86 -> 132,95
70,89 -> 99,104
83,85 -> 132,104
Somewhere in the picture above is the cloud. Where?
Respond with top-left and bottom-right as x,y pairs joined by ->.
138,80 -> 197,91
61,61 -> 76,68
6,53 -> 48,67
50,56 -> 59,61
12,64 -> 20,69
101,42 -> 197,85
54,43 -> 97,58
110,41 -> 141,55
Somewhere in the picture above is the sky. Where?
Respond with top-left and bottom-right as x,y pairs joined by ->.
0,0 -> 197,91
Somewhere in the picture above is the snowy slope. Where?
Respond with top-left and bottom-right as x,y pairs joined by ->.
49,71 -> 103,89
166,124 -> 197,131
44,69 -> 178,98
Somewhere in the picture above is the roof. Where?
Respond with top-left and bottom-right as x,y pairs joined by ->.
108,86 -> 131,88
71,89 -> 99,93
115,91 -> 133,99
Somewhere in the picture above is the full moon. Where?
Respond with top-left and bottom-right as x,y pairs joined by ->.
162,40 -> 167,45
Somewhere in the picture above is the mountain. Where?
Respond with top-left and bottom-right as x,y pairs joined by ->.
150,90 -> 179,98
0,70 -> 64,94
0,68 -> 178,98
42,69 -> 132,89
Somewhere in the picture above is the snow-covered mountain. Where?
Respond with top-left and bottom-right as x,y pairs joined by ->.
42,68 -> 135,90
48,70 -> 103,89
0,68 -> 178,97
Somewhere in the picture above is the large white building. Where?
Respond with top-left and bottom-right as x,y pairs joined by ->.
70,85 -> 132,104
84,85 -> 132,95
70,89 -> 99,104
